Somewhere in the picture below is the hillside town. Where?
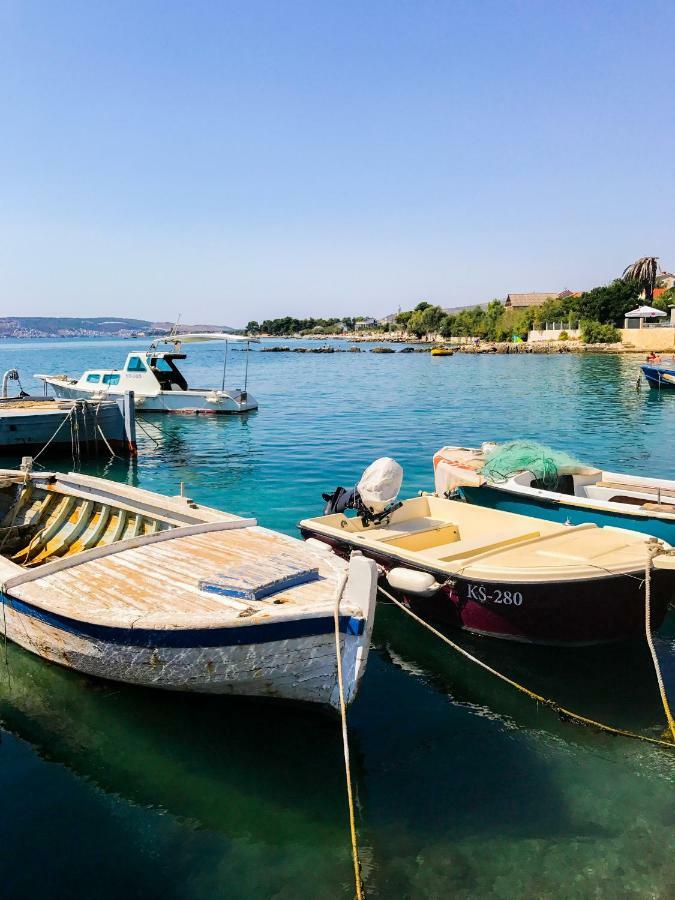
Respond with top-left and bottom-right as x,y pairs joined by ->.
0,317 -> 232,339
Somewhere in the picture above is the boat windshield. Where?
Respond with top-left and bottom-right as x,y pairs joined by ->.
147,355 -> 188,391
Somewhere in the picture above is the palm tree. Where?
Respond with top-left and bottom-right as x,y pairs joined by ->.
622,256 -> 660,303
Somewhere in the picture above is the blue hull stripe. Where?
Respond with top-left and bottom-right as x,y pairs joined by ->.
642,364 -> 675,389
1,593 -> 364,648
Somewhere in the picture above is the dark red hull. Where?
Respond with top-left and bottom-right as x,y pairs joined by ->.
299,528 -> 671,645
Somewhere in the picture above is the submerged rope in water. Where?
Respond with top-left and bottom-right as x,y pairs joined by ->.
645,541 -> 675,742
378,585 -> 674,750
333,568 -> 365,900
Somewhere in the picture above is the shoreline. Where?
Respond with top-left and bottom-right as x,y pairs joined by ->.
256,334 -> 667,355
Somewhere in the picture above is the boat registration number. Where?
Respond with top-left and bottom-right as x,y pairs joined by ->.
467,584 -> 523,606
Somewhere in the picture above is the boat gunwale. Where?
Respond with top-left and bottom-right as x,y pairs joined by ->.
2,590 -> 365,644
298,514 -> 662,583
487,473 -> 675,521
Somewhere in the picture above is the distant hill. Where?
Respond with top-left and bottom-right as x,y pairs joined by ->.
442,302 -> 489,314
0,316 -> 151,333
0,317 -> 234,337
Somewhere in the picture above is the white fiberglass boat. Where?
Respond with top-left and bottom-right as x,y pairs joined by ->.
36,333 -> 258,415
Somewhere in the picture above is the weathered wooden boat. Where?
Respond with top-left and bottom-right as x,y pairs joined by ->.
641,362 -> 675,389
0,467 -> 378,709
300,460 -> 674,645
0,371 -> 136,456
434,443 -> 675,544
36,332 -> 258,414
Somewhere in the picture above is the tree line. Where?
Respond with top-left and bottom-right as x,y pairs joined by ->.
395,256 -> 672,343
244,257 -> 672,343
245,316 -> 355,336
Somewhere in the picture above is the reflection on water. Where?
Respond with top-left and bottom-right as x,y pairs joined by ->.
0,339 -> 673,897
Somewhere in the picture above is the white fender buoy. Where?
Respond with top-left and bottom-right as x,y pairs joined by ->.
386,567 -> 441,597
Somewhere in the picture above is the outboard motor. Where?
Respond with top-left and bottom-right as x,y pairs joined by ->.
322,457 -> 404,525
322,484 -> 359,515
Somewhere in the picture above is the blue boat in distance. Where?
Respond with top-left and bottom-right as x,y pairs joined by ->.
434,443 -> 675,545
642,361 -> 675,389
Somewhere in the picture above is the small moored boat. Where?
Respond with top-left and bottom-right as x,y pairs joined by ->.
300,459 -> 674,645
0,466 -> 378,709
434,442 -> 675,544
641,361 -> 675,389
430,346 -> 454,357
36,332 -> 259,415
0,370 -> 136,457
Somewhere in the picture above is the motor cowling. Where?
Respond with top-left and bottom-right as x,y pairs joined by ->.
357,457 -> 403,514
322,457 -> 404,524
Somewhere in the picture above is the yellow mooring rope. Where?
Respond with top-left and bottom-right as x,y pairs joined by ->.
333,570 -> 366,900
377,585 -> 674,750
645,540 -> 675,742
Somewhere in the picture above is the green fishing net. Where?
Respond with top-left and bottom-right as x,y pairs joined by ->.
480,441 -> 585,489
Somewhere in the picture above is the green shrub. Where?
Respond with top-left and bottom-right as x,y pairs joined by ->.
580,320 -> 620,344
558,330 -> 569,341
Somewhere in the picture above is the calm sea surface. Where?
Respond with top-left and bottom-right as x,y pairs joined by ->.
0,338 -> 673,898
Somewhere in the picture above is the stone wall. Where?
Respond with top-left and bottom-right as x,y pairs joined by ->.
528,328 -> 581,343
620,328 -> 675,351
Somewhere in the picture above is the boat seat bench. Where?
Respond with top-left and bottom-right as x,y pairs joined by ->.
358,517 -> 449,541
419,529 -> 542,561
595,480 -> 675,500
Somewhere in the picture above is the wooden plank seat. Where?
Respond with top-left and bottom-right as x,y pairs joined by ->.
421,529 -> 542,561
595,480 -> 675,500
360,517 -> 450,541
643,502 -> 675,513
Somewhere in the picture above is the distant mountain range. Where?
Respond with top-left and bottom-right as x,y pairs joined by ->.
0,317 -> 233,337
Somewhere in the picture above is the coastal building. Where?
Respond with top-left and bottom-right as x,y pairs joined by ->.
623,305 -> 667,329
505,291 -> 582,309
620,304 -> 674,350
504,292 -> 558,309
355,317 -> 378,330
657,272 -> 675,290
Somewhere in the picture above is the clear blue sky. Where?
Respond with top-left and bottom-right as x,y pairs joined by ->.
1,1 -> 674,325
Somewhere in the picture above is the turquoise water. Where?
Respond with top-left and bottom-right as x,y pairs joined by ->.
0,339 -> 673,898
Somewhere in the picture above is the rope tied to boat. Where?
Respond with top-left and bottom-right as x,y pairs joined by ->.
32,403 -> 77,463
378,584 -> 674,750
332,565 -> 366,900
645,539 -> 675,742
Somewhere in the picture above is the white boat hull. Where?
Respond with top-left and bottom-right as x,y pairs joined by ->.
0,595 -> 372,707
43,380 -> 257,414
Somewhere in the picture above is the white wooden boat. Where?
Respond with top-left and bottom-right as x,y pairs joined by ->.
36,333 -> 258,415
0,468 -> 378,709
